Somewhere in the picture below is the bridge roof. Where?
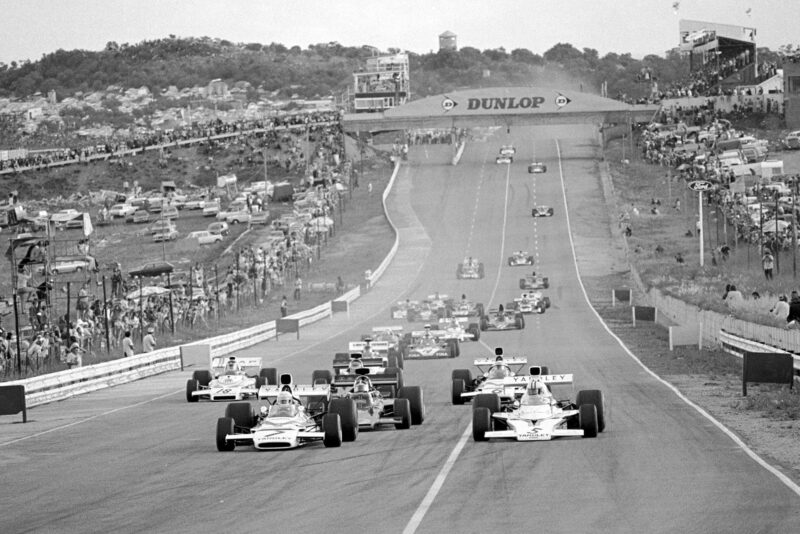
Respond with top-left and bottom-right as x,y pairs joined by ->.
343,86 -> 658,132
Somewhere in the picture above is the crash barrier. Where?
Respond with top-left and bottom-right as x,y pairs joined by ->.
451,141 -> 466,166
5,156 -> 401,407
719,330 -> 800,373
0,385 -> 27,422
307,282 -> 337,292
742,352 -> 795,396
367,160 -> 402,288
631,306 -> 656,326
0,121 -> 337,176
611,288 -> 631,307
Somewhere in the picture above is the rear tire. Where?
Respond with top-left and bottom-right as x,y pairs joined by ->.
259,368 -> 278,385
398,385 -> 425,424
329,398 -> 358,442
225,402 -> 254,429
473,407 -> 491,441
322,413 -> 343,447
311,369 -> 333,385
186,379 -> 199,402
480,316 -> 489,331
473,393 -> 501,414
193,370 -> 212,387
254,376 -> 266,389
540,366 -> 550,376
393,398 -> 412,429
385,367 -> 404,391
467,323 -> 480,341
579,404 -> 599,438
216,417 -> 235,451
452,379 -> 465,405
576,389 -> 606,432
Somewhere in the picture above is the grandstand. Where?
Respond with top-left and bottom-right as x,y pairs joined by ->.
679,19 -> 759,90
351,52 -> 410,113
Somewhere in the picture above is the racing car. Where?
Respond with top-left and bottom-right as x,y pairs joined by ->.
496,155 -> 514,164
340,372 -> 425,430
508,292 -> 550,314
404,325 -> 460,359
390,299 -> 448,322
456,257 -> 485,279
451,349 -> 534,405
451,297 -> 485,319
519,271 -> 549,290
472,372 -> 605,442
186,356 -> 274,402
499,145 -> 516,156
528,162 -> 547,174
437,317 -> 481,342
216,381 -> 358,451
365,326 -> 408,357
531,205 -> 554,217
333,339 -> 404,374
507,251 -> 534,266
479,306 -> 525,331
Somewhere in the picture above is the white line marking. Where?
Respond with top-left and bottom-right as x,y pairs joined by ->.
403,147 -> 513,534
554,139 -> 800,498
0,389 -> 181,447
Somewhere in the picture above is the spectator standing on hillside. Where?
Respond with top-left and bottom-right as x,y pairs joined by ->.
280,296 -> 288,317
770,295 -> 789,321
122,331 -> 134,358
786,292 -> 800,328
762,250 -> 774,280
294,277 -> 302,301
723,285 -> 743,307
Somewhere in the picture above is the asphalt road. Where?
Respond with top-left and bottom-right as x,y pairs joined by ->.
2,126 -> 799,534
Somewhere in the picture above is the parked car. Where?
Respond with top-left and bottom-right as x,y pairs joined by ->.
149,220 -> 175,235
153,227 -> 179,242
207,221 -> 230,236
109,204 -> 137,218
187,230 -> 223,245
126,209 -> 151,224
203,202 -> 221,217
161,206 -> 179,220
249,211 -> 270,226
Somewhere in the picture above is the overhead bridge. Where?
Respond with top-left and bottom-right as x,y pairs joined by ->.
342,86 -> 659,133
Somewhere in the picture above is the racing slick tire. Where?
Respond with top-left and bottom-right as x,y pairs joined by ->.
254,376 -> 266,389
467,323 -> 480,341
515,314 -> 525,329
456,266 -> 463,279
329,398 -> 359,442
322,413 -> 343,447
473,407 -> 492,441
447,339 -> 459,358
216,417 -> 236,451
579,404 -> 599,438
393,398 -> 412,429
540,366 -> 550,376
384,366 -> 404,391
225,402 -> 255,429
259,367 -> 278,385
388,351 -> 404,370
452,368 -> 472,386
527,256 -> 534,264
333,352 -> 350,367
311,369 -> 333,385
193,370 -> 213,387
479,316 -> 489,331
186,379 -> 200,402
407,310 -> 417,322
473,393 -> 501,414
452,379 -> 466,405
542,278 -> 550,289
476,303 -> 485,317
543,297 -> 551,308
519,279 -> 526,289
398,386 -> 425,424
478,263 -> 485,279
576,389 -> 606,432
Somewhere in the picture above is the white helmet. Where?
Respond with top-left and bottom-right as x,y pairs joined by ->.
527,379 -> 546,396
276,391 -> 293,405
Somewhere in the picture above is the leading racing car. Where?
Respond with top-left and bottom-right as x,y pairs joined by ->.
531,205 -> 554,217
451,349 -> 532,405
215,380 -> 358,451
528,162 -> 547,174
472,372 -> 605,442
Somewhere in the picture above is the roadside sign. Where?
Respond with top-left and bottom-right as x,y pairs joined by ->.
688,180 -> 713,191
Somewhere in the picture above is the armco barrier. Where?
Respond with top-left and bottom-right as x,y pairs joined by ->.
719,330 -> 800,372
7,157 -> 401,408
368,160 -> 402,287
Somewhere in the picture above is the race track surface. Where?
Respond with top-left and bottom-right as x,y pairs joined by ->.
2,126 -> 799,534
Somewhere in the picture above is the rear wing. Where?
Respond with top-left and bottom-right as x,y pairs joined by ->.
474,357 -> 527,366
332,352 -> 384,370
501,374 -> 574,387
210,356 -> 262,375
439,317 -> 468,326
371,326 -> 403,333
258,384 -> 330,401
411,330 -> 448,338
333,369 -> 401,389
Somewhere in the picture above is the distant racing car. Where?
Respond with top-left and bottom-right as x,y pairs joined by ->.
457,257 -> 485,279
531,205 -> 554,217
508,292 -> 550,314
519,271 -> 549,290
496,155 -> 514,164
499,145 -> 516,156
451,349 -> 533,405
507,251 -> 534,266
528,162 -> 547,173
480,306 -> 525,331
451,298 -> 485,319
341,373 -> 425,429
187,356 -> 272,402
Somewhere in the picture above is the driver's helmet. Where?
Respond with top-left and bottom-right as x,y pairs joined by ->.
276,391 -> 293,405
522,379 -> 549,406
488,364 -> 511,380
461,294 -> 466,301
354,381 -> 369,393
498,304 -> 505,313
224,357 -> 239,374
527,379 -> 547,396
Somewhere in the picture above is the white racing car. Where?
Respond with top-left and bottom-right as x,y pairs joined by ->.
499,145 -> 516,156
437,317 -> 481,343
451,349 -> 532,405
509,292 -> 550,314
507,251 -> 534,266
496,155 -> 514,164
472,370 -> 605,442
216,378 -> 358,451
186,356 -> 274,402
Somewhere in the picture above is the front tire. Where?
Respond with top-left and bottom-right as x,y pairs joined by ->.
193,370 -> 212,387
579,404 -> 599,438
260,367 -> 278,385
186,379 -> 199,402
322,413 -> 343,447
329,398 -> 358,442
473,407 -> 491,441
225,402 -> 255,429
398,385 -> 425,424
576,389 -> 606,432
216,417 -> 235,451
473,393 -> 501,414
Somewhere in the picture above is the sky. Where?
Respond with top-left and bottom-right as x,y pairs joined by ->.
1,0 -> 799,65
